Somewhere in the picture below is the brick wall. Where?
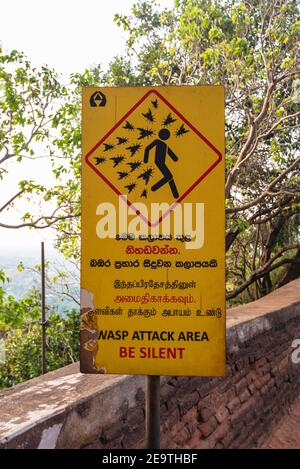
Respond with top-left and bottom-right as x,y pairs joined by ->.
0,279 -> 299,449
83,310 -> 300,449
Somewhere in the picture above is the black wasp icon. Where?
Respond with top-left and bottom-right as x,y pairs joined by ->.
90,91 -> 107,107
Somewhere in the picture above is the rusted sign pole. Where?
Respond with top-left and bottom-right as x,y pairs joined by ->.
145,375 -> 160,449
41,242 -> 47,374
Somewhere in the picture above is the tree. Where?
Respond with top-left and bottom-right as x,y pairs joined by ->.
0,269 -> 79,389
1,0 -> 299,302
0,45 -> 87,243
0,309 -> 80,389
108,0 -> 300,302
0,49 -> 85,389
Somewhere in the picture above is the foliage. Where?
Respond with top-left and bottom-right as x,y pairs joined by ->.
0,45 -> 70,229
0,0 -> 299,309
108,0 -> 300,302
0,287 -> 41,332
0,270 -> 79,389
45,0 -> 300,300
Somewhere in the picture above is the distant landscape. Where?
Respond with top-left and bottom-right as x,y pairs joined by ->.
0,253 -> 79,314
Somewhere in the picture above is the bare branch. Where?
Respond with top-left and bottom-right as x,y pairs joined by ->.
227,243 -> 300,300
0,190 -> 24,213
226,156 -> 300,214
0,213 -> 80,230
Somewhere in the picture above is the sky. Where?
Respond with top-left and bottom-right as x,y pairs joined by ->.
0,0 -> 174,256
1,0 -> 133,77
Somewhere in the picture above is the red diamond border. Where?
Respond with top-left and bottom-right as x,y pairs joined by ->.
85,89 -> 222,227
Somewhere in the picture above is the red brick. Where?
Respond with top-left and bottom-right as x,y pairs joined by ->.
267,377 -> 276,389
227,397 -> 241,414
232,372 -> 242,384
173,426 -> 190,446
224,388 -> 236,404
198,382 -> 211,398
248,383 -> 256,395
256,357 -> 267,368
165,407 -> 180,430
160,383 -> 176,402
198,416 -> 218,437
215,405 -> 229,424
235,377 -> 248,393
278,356 -> 289,371
166,396 -> 179,412
181,407 -> 197,424
229,426 -> 249,449
170,421 -> 183,437
239,389 -> 250,403
255,373 -> 271,390
187,430 -> 205,449
218,377 -> 233,393
214,421 -> 231,442
260,384 -> 269,395
246,371 -> 257,385
230,396 -> 256,424
179,391 -> 199,416
215,441 -> 225,448
198,406 -> 213,422
196,433 -> 216,449
186,419 -> 198,438
221,422 -> 243,448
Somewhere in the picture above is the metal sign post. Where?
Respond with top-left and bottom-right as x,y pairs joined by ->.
145,375 -> 160,449
41,242 -> 47,374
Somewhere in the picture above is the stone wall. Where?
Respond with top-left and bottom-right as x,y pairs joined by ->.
0,279 -> 299,449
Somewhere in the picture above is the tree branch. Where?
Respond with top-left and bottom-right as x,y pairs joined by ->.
227,243 -> 300,300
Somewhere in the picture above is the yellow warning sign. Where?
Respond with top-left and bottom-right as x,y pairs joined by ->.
81,86 -> 225,376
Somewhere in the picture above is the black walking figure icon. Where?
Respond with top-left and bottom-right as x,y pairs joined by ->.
143,128 -> 179,198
